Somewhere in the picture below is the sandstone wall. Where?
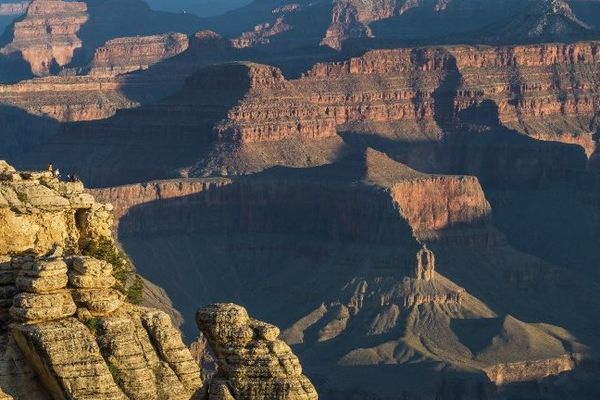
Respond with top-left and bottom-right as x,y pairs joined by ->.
484,355 -> 576,385
0,76 -> 136,121
88,178 -> 231,227
1,0 -> 89,76
208,42 -> 600,159
89,33 -> 190,77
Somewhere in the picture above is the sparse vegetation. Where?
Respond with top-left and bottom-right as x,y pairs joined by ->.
82,237 -> 144,304
127,274 -> 144,305
107,362 -> 123,385
84,318 -> 98,335
16,192 -> 28,203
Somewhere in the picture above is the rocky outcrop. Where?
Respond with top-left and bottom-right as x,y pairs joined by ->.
414,245 -> 435,281
89,33 -> 190,77
197,303 -> 318,400
484,355 -> 576,385
1,0 -> 89,76
0,161 -> 202,400
320,0 -> 396,50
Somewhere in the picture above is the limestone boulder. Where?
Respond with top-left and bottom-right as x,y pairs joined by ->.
141,311 -> 203,393
69,256 -> 113,277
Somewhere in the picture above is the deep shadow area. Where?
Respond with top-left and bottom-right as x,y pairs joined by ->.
13,62 -> 261,187
118,160 -> 420,337
70,0 -> 206,68
451,318 -> 505,356
0,104 -> 59,163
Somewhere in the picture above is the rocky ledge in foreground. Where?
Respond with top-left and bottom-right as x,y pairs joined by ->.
197,303 -> 318,400
0,160 -> 202,399
0,160 -> 319,400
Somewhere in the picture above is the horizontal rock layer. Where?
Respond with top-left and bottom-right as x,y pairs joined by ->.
89,32 -> 190,77
1,0 -> 89,76
209,42 -> 600,159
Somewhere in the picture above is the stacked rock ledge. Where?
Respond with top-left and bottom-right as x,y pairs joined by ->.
197,303 -> 318,400
0,161 -> 202,400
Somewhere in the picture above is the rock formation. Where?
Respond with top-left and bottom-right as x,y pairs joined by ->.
204,0 -> 598,52
414,245 -> 435,281
0,30 -> 237,124
0,161 -> 202,400
1,0 -> 89,76
89,32 -> 190,77
232,17 -> 292,49
197,303 -> 318,400
487,0 -> 592,42
167,42 -> 594,177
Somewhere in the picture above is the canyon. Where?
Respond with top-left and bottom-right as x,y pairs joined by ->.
1,0 -> 600,399
85,150 -> 597,398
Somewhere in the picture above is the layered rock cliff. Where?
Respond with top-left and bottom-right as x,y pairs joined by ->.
0,1 -> 29,16
89,32 -> 190,77
0,30 -> 238,125
1,0 -> 89,76
0,161 -> 203,399
175,43 -> 592,179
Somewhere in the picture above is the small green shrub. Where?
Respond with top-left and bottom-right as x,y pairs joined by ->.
16,192 -> 28,203
85,318 -> 98,335
127,274 -> 144,305
82,237 -> 143,301
107,362 -> 122,385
